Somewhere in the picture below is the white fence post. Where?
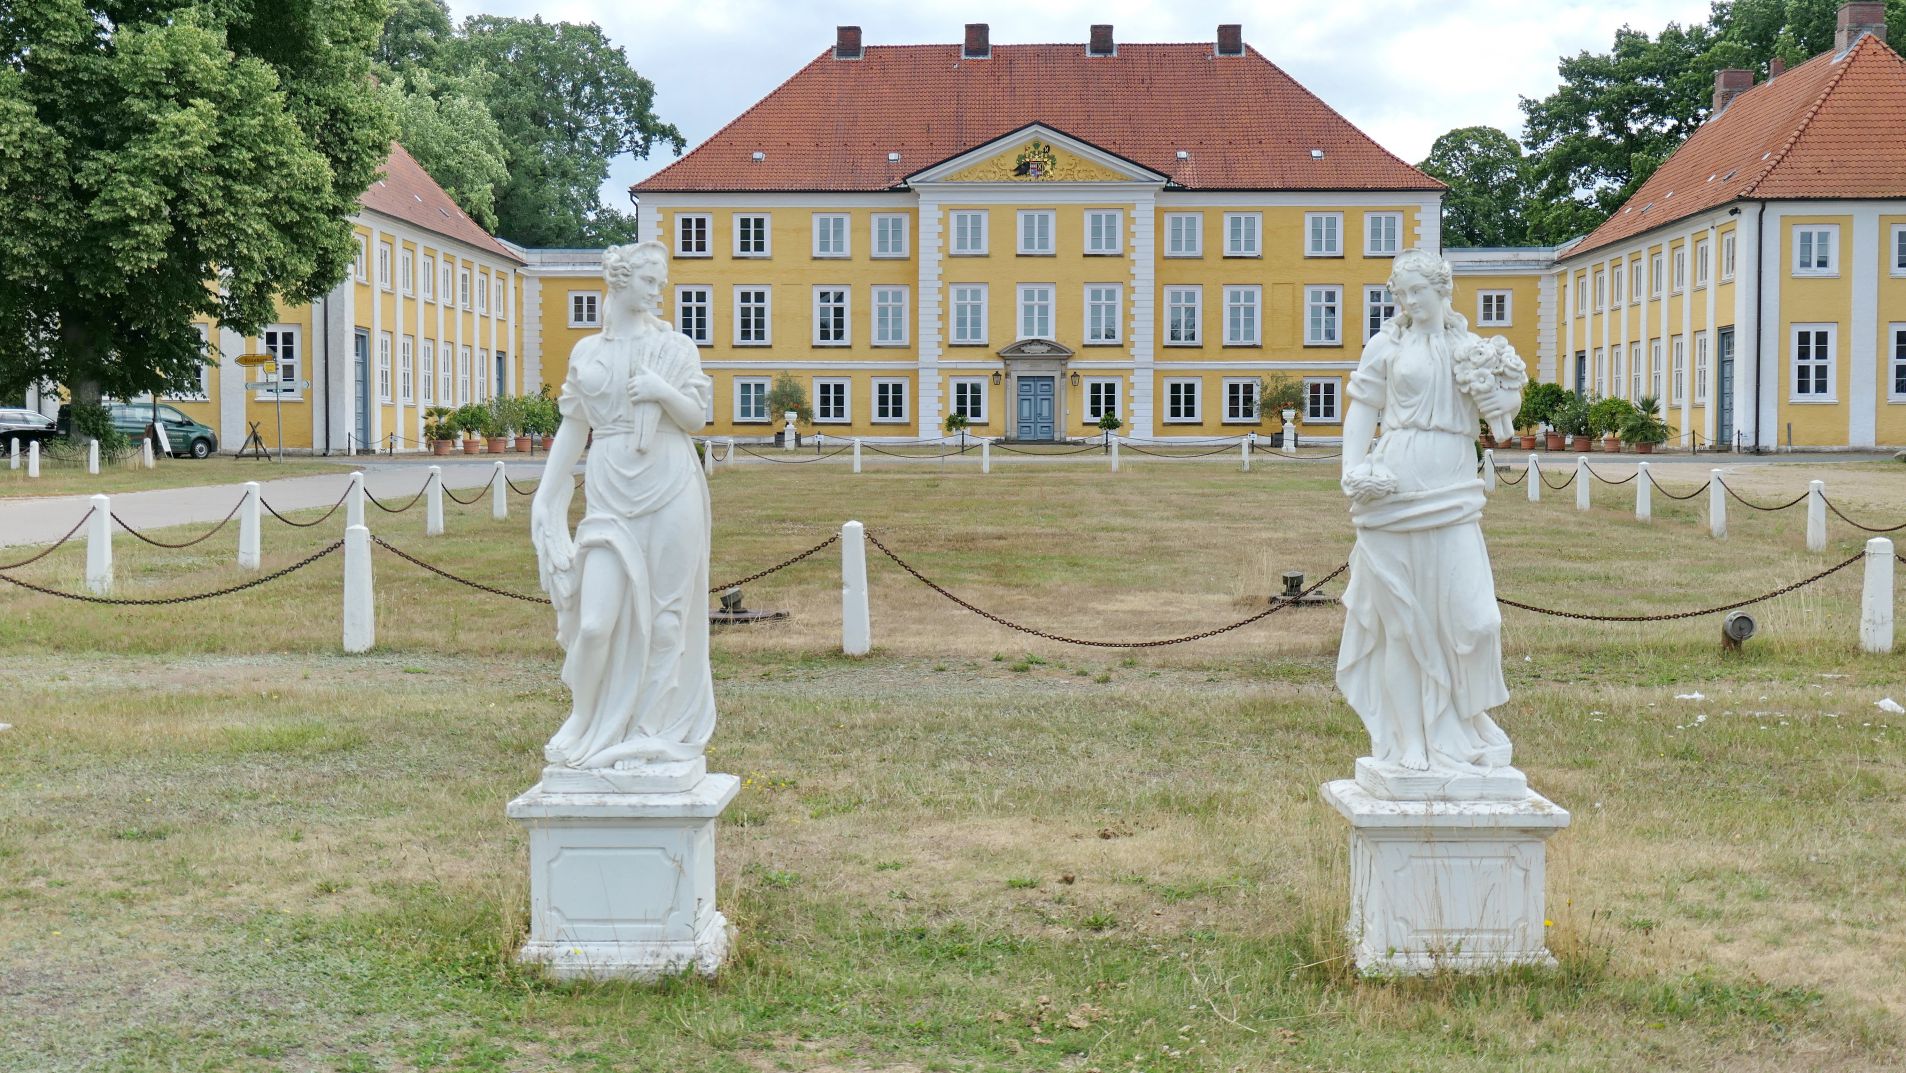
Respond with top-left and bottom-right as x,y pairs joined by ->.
1481,448 -> 1496,492
1528,454 -> 1541,503
1110,436 -> 1120,473
343,524 -> 374,654
1807,480 -> 1827,553
26,441 -> 39,479
142,436 -> 154,469
238,481 -> 261,570
840,520 -> 870,656
347,471 -> 366,529
1241,436 -> 1252,473
981,438 -> 992,474
1860,537 -> 1895,654
853,438 -> 862,475
7,437 -> 16,469
725,438 -> 734,468
1709,470 -> 1726,539
426,465 -> 444,537
1575,456 -> 1590,511
86,493 -> 111,594
492,461 -> 507,521
702,438 -> 715,478
1636,461 -> 1652,522
88,439 -> 99,475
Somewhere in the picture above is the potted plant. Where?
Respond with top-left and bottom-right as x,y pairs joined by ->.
1553,392 -> 1592,452
424,406 -> 457,456
1478,418 -> 1496,449
1257,374 -> 1306,430
520,391 -> 559,451
765,372 -> 811,447
1518,382 -> 1569,451
454,402 -> 487,454
1588,396 -> 1635,453
491,395 -> 528,453
943,411 -> 969,449
477,402 -> 508,454
1620,395 -> 1671,455
1097,412 -> 1122,451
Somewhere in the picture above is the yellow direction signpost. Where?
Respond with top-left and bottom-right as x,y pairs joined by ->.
234,352 -> 274,368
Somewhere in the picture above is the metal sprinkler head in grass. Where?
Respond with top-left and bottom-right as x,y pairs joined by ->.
710,586 -> 789,626
1723,610 -> 1757,653
1271,569 -> 1338,606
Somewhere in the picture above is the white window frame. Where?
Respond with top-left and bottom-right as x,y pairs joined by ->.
1668,337 -> 1684,404
1793,224 -> 1838,276
441,262 -> 454,304
812,213 -> 850,258
1891,225 -> 1906,276
1890,324 -> 1906,402
1364,285 -> 1396,340
1163,378 -> 1202,423
871,285 -> 909,346
1223,212 -> 1261,257
1651,339 -> 1664,400
1084,378 -> 1120,423
950,210 -> 988,255
1305,285 -> 1343,346
1695,239 -> 1711,288
872,378 -> 909,424
1790,323 -> 1837,402
1629,342 -> 1642,400
569,290 -> 601,328
950,378 -> 989,423
399,336 -> 414,403
1574,274 -> 1587,316
813,377 -> 850,424
734,377 -> 770,423
476,273 -> 489,315
1722,233 -> 1738,282
1084,284 -> 1121,344
1594,347 -> 1606,396
420,339 -> 435,405
475,348 -> 488,402
376,241 -> 392,290
1477,290 -> 1512,327
1363,212 -> 1401,257
1629,260 -> 1642,305
1593,270 -> 1605,312
421,255 -> 435,300
1223,285 -> 1260,346
676,213 -> 712,257
353,235 -> 368,282
1695,333 -> 1710,403
1650,253 -> 1664,298
733,213 -> 771,258
812,286 -> 850,346
1017,283 -> 1053,340
1083,209 -> 1122,255
1304,377 -> 1342,423
1164,212 -> 1203,257
676,286 -> 712,345
871,213 -> 908,259
1672,248 -> 1688,293
1611,262 -> 1624,305
1222,377 -> 1259,424
399,248 -> 414,294
458,268 -> 471,310
950,284 -> 988,345
1165,285 -> 1201,345
260,326 -> 301,400
1016,210 -> 1054,255
457,346 -> 471,405
1305,212 -> 1343,257
733,286 -> 771,346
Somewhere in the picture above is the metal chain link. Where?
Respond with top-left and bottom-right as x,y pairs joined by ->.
862,443 -> 973,459
1121,442 -> 1241,458
1719,480 -> 1807,512
734,444 -> 853,464
370,535 -> 549,603
443,470 -> 499,505
991,442 -> 1104,456
1652,478 -> 1711,501
709,534 -> 840,593
505,474 -> 540,496
1498,551 -> 1862,621
1822,496 -> 1906,534
262,488 -> 350,528
863,528 -> 1347,648
366,483 -> 427,514
112,496 -> 245,549
1538,467 -> 1578,490
0,508 -> 94,570
0,540 -> 343,605
1585,464 -> 1638,485
1495,467 -> 1527,486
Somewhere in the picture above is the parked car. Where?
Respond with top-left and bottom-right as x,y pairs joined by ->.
96,403 -> 219,459
0,408 -> 57,448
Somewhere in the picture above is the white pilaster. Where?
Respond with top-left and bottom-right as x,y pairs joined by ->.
915,196 -> 945,438
1849,206 -> 1880,447
1129,191 -> 1157,440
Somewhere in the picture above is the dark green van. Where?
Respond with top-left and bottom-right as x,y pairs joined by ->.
106,403 -> 219,458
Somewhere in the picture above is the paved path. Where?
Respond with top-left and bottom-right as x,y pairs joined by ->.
0,458 -> 557,548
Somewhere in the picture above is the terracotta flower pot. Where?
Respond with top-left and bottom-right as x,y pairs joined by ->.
460,438 -> 479,455
1480,434 -> 1497,448
1603,435 -> 1620,453
514,435 -> 531,453
1635,442 -> 1655,454
431,439 -> 450,456
486,436 -> 507,454
1571,434 -> 1594,452
1544,432 -> 1564,451
1519,435 -> 1537,450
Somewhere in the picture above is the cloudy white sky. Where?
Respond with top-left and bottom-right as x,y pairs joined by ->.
443,0 -> 1716,208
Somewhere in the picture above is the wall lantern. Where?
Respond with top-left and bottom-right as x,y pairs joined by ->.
1069,371 -> 1081,386
991,371 -> 1003,386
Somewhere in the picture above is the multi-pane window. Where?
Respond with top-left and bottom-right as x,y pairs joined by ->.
1695,334 -> 1710,402
1611,262 -> 1625,305
1670,336 -> 1686,404
734,378 -> 769,422
1651,340 -> 1664,400
1223,379 -> 1258,422
1892,225 -> 1906,274
873,379 -> 908,423
1575,274 -> 1587,315
400,249 -> 414,294
1695,240 -> 1711,287
262,327 -> 299,397
872,214 -> 908,258
951,284 -> 988,343
1891,326 -> 1906,399
734,287 -> 770,345
950,210 -> 987,255
353,236 -> 367,282
951,379 -> 988,422
1593,270 -> 1605,311
1165,286 -> 1201,344
476,349 -> 488,402
872,286 -> 908,345
1593,348 -> 1606,395
1650,253 -> 1664,297
569,291 -> 600,327
1723,233 -> 1738,280
1629,342 -> 1642,400
1365,285 -> 1396,339
814,379 -> 848,422
734,213 -> 770,257
420,340 -> 435,404
1085,284 -> 1120,343
1165,212 -> 1202,257
1792,325 -> 1834,398
1018,284 -> 1053,339
375,333 -> 392,402
813,287 -> 849,344
457,346 -> 472,406
1224,212 -> 1261,256
458,269 -> 471,309
1673,248 -> 1688,291
421,256 -> 435,300
1364,212 -> 1401,256
1305,285 -> 1342,345
676,214 -> 711,256
1794,225 -> 1836,274
676,286 -> 711,344
1478,291 -> 1511,327
399,337 -> 414,403
441,262 -> 454,303
1306,378 -> 1340,422
1305,212 -> 1342,257
476,274 -> 489,315
1084,210 -> 1121,254
1165,379 -> 1200,422
812,214 -> 849,257
1017,210 -> 1054,255
377,241 -> 392,289
1223,285 -> 1260,345
1085,380 -> 1119,421
1629,260 -> 1642,303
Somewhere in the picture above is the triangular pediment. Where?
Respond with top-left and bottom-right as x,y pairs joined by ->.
908,124 -> 1167,185
997,338 -> 1076,359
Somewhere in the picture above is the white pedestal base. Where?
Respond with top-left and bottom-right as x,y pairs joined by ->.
1321,779 -> 1569,975
507,774 -> 738,981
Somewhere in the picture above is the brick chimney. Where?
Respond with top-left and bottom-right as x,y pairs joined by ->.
964,23 -> 990,59
835,25 -> 862,60
1216,24 -> 1243,56
1836,1 -> 1887,50
1712,68 -> 1753,114
1089,24 -> 1114,56
1769,55 -> 1787,79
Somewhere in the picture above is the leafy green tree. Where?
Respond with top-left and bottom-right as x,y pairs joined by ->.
0,1 -> 393,406
377,0 -> 452,73
383,68 -> 509,231
1418,127 -> 1532,247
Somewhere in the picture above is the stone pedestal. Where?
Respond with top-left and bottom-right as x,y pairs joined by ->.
1321,777 -> 1569,975
507,773 -> 738,981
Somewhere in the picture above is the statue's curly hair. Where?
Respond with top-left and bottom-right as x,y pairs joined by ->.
601,241 -> 667,292
1387,247 -> 1453,298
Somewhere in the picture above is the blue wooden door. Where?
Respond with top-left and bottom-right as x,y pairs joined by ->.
352,330 -> 371,451
1716,328 -> 1735,449
1016,376 -> 1055,440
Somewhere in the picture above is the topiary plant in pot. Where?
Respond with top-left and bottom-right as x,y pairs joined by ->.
1619,395 -> 1671,454
1588,396 -> 1636,453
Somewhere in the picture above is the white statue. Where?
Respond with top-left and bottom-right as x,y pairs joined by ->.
529,240 -> 717,786
1336,248 -> 1529,798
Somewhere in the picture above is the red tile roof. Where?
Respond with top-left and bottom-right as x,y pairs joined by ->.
1572,33 -> 1906,258
633,43 -> 1441,193
358,143 -> 522,263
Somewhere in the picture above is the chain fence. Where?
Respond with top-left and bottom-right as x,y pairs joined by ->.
0,540 -> 343,605
442,471 -> 498,505
262,488 -> 349,528
113,497 -> 244,549
1495,467 -> 1527,486
371,535 -> 548,603
1498,551 -> 1863,621
1651,478 -> 1711,501
0,509 -> 93,570
709,534 -> 839,593
1719,480 -> 1807,511
736,444 -> 854,464
1584,464 -> 1638,486
1825,497 -> 1906,533
1538,467 -> 1578,490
